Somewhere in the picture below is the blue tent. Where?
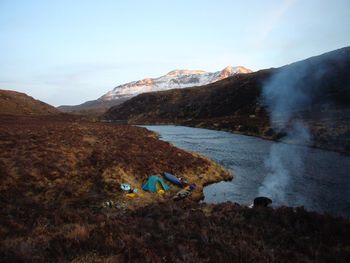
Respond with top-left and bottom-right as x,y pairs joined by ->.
142,175 -> 170,192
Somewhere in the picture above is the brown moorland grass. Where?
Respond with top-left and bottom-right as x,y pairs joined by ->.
0,90 -> 59,116
0,115 -> 231,208
1,115 -> 349,262
1,200 -> 350,262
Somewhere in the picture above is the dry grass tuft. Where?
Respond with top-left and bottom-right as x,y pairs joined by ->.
65,224 -> 90,242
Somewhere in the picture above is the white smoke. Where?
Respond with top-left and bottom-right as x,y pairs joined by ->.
259,122 -> 311,203
258,47 -> 349,204
258,62 -> 317,203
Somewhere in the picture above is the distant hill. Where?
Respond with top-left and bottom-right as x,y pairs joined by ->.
103,47 -> 350,153
58,65 -> 252,114
0,89 -> 60,115
58,97 -> 129,115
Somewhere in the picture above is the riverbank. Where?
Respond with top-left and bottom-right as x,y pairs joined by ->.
0,115 -> 234,260
143,125 -> 350,217
128,113 -> 350,155
0,115 -> 231,209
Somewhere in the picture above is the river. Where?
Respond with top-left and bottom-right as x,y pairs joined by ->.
142,125 -> 350,218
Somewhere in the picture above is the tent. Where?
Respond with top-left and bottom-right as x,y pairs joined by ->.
142,175 -> 170,193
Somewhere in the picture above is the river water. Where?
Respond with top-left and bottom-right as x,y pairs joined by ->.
143,125 -> 350,218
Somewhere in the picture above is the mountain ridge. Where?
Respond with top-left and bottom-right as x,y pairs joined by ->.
100,65 -> 252,100
58,65 -> 252,113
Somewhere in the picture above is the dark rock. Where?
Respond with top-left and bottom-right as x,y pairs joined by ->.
253,196 -> 272,207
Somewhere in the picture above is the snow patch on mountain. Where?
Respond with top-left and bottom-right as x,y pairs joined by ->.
100,66 -> 252,101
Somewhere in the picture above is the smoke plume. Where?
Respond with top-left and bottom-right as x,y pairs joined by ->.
258,58 -> 331,203
258,121 -> 311,203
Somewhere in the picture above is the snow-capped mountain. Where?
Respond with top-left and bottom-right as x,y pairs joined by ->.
100,66 -> 252,101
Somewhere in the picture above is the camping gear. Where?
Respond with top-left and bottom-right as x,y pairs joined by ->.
173,186 -> 194,201
102,200 -> 115,208
121,183 -> 131,191
189,183 -> 196,190
179,177 -> 188,186
126,193 -> 136,198
133,188 -> 138,193
158,189 -> 165,195
142,175 -> 170,193
163,172 -> 183,187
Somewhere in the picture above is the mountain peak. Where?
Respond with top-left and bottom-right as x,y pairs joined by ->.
223,65 -> 234,70
166,69 -> 207,76
100,65 -> 253,101
218,65 -> 237,79
222,65 -> 234,74
224,65 -> 252,72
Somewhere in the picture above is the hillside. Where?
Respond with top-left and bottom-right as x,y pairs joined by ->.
58,97 -> 129,115
104,47 -> 350,153
0,114 -> 232,260
0,89 -> 59,115
59,66 -> 252,114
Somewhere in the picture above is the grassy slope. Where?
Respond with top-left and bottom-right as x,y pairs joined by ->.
0,89 -> 59,116
0,115 -> 230,208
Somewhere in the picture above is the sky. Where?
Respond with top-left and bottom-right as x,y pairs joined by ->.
0,0 -> 349,106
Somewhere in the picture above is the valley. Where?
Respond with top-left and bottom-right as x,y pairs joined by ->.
2,1 -> 350,261
1,48 -> 350,261
103,47 -> 350,154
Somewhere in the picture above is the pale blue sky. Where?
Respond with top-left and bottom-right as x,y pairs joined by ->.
0,0 -> 349,106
